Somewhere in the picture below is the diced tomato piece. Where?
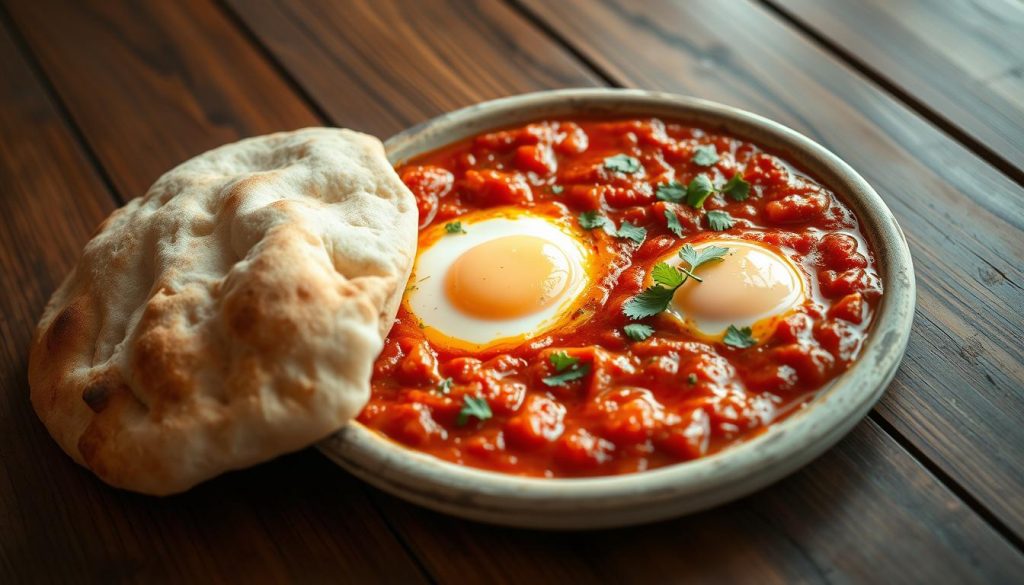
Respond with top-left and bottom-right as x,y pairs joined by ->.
554,428 -> 615,470
460,169 -> 533,205
658,408 -> 710,460
464,429 -> 506,459
815,319 -> 861,361
591,388 -> 665,446
397,339 -> 439,386
555,122 -> 588,154
829,292 -> 866,323
770,343 -> 835,387
819,268 -> 874,299
400,166 -> 452,227
514,144 -> 557,176
819,233 -> 868,270
504,394 -> 567,449
600,184 -> 654,208
765,191 -> 829,224
379,403 -> 446,447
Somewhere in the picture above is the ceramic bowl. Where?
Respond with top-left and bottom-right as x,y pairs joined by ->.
319,89 -> 915,530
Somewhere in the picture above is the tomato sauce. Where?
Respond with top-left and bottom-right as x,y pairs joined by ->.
359,118 -> 882,477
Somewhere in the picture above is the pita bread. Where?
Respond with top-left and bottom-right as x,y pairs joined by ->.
29,128 -> 417,495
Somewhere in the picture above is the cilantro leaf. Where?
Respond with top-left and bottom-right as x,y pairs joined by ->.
549,350 -> 579,372
679,244 -> 729,281
706,210 -> 735,231
542,364 -> 591,387
687,373 -> 698,385
578,211 -> 610,231
651,262 -> 685,288
456,395 -> 493,426
623,243 -> 731,320
664,208 -> 685,237
622,285 -> 677,319
691,145 -> 720,167
656,181 -> 686,203
615,221 -> 647,244
623,323 -> 655,341
444,221 -> 466,234
722,173 -> 751,201
437,377 -> 454,394
723,325 -> 756,349
686,174 -> 715,208
604,154 -> 642,174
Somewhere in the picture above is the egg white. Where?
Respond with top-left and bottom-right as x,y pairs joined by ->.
407,212 -> 592,349
661,239 -> 805,339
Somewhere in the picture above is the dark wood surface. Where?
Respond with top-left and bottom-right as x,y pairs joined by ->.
1,0 -> 1021,582
766,0 -> 1024,183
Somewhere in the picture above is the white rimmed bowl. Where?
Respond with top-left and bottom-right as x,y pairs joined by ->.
320,89 -> 915,530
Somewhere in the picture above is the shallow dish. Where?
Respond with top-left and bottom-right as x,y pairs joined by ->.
319,88 -> 915,530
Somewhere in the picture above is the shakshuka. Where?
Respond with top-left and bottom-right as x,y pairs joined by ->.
358,118 -> 882,477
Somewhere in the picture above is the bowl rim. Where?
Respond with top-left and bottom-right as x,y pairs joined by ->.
319,88 -> 915,528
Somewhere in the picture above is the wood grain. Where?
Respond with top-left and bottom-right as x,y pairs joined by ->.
520,0 -> 1024,540
765,0 -> 1024,183
0,2 -> 428,582
3,0 -> 322,199
2,0 -> 1022,581
222,0 -> 602,137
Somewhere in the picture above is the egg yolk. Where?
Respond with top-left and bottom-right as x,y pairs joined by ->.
671,241 -> 803,335
444,235 -> 573,320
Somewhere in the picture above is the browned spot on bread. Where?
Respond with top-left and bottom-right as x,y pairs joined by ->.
47,301 -> 82,353
82,382 -> 111,413
131,294 -> 201,405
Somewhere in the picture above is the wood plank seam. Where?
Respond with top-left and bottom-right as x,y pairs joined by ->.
212,0 -> 335,126
0,4 -> 126,207
505,0 -> 1023,550
868,410 -> 1024,552
757,0 -> 1024,188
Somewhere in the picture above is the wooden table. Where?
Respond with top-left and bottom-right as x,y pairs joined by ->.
2,1 -> 1022,582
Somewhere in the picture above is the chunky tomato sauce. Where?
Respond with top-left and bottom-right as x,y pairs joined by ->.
359,118 -> 882,477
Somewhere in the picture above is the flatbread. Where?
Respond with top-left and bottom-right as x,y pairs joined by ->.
28,128 -> 417,495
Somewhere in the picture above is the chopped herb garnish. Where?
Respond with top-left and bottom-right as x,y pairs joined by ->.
437,377 -> 454,394
615,221 -> 647,245
578,210 -> 609,231
623,244 -> 731,319
623,323 -> 655,341
686,174 -> 715,208
722,173 -> 751,201
456,395 -> 493,426
603,154 -> 642,174
679,243 -> 729,282
543,351 -> 590,387
652,262 -> 686,288
656,180 -> 686,203
550,184 -> 564,194
664,209 -> 685,237
687,373 -> 698,385
580,212 -> 646,243
706,210 -> 735,231
723,325 -> 757,349
691,145 -> 720,167
444,221 -> 466,234
542,365 -> 591,386
622,283 -> 677,320
549,350 -> 578,371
